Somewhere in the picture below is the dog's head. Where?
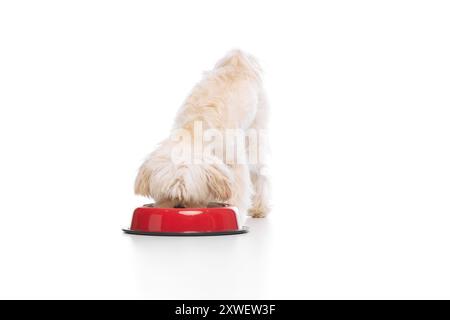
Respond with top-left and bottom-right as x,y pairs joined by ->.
135,153 -> 233,208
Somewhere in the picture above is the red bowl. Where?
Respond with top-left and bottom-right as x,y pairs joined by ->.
123,205 -> 248,236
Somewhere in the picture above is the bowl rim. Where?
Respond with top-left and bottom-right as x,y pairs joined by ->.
138,203 -> 232,210
122,226 -> 249,237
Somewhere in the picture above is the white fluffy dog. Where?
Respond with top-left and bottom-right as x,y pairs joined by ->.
135,50 -> 270,217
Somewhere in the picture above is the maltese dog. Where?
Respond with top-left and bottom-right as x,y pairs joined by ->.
134,50 -> 270,218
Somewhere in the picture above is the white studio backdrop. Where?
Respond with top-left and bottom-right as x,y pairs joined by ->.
0,1 -> 449,299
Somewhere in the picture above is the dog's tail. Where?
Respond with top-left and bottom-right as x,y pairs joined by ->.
215,49 -> 262,77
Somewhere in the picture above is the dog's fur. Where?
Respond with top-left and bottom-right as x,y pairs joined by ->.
135,50 -> 270,217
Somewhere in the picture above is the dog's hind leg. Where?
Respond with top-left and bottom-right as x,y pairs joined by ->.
248,89 -> 271,218
249,165 -> 270,218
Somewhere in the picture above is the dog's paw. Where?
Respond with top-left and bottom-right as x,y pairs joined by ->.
248,205 -> 269,218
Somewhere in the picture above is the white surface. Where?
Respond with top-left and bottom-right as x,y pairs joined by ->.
1,1 -> 450,299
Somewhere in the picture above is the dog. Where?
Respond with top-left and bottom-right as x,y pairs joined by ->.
134,50 -> 270,218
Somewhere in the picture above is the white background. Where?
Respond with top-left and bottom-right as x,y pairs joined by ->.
1,1 -> 449,299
